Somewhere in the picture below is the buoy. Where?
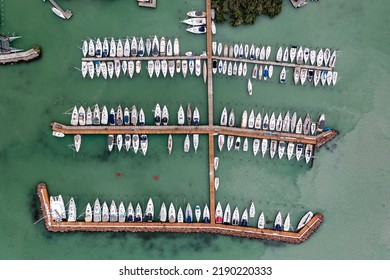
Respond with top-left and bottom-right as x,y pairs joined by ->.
153,175 -> 159,180
115,173 -> 122,177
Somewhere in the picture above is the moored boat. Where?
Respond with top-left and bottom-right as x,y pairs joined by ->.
215,202 -> 223,224
140,134 -> 148,156
223,203 -> 231,224
160,202 -> 167,222
168,203 -> 176,223
257,212 -> 265,229
231,206 -> 240,226
127,202 -> 134,222
184,134 -> 190,152
85,203 -> 92,222
274,211 -> 283,231
74,134 -> 81,152
177,207 -> 184,223
145,197 -> 154,222
249,202 -> 255,218
253,138 -> 260,156
185,203 -> 193,223
93,198 -> 101,222
203,204 -> 210,223
296,211 -> 314,230
109,200 -> 118,222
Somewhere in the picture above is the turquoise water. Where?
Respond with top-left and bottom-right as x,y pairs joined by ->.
0,0 -> 390,260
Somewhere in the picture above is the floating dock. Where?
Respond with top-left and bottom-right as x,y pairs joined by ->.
37,183 -> 323,244
137,0 -> 156,9
0,47 -> 41,65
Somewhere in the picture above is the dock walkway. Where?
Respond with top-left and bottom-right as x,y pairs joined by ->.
0,47 -> 40,65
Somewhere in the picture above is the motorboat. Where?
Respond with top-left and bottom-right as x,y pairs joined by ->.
160,203 -> 167,222
124,134 -> 131,152
78,106 -> 85,126
186,26 -> 206,34
161,105 -> 169,125
269,140 -> 277,159
227,135 -> 234,151
261,138 -> 268,158
50,194 -> 66,221
214,156 -> 219,171
85,203 -> 92,222
132,134 -> 139,154
274,211 -> 283,231
296,211 -> 314,230
193,107 -> 200,125
228,109 -> 235,127
138,37 -> 144,57
295,117 -> 303,134
215,202 -> 223,224
247,79 -> 252,96
159,36 -> 166,56
129,105 -> 137,126
109,200 -> 118,222
135,203 -> 143,222
253,138 -> 260,156
145,198 -> 154,222
232,207 -> 240,226
182,17 -> 206,26
184,134 -> 190,152
167,134 -> 173,155
194,205 -> 201,222
193,133 -> 199,153
93,198 -> 101,222
203,205 -> 210,223
203,61 -> 207,83
241,110 -> 248,128
107,134 -> 114,152
282,111 -> 290,132
269,112 -> 276,131
123,107 -> 130,125
154,60 -> 161,78
275,113 -> 283,132
74,134 -> 81,152
52,131 -> 65,138
305,144 -> 313,164
187,10 -> 206,17
118,202 -> 126,223
283,213 -> 291,231
257,212 -> 265,229
138,108 -> 145,125
140,134 -> 148,156
116,39 -> 123,57
296,143 -> 304,161
109,37 -> 116,57
218,134 -> 225,151
186,103 -> 192,125
316,114 -> 326,133
101,202 -> 109,222
116,134 -> 123,152
101,106 -> 108,125
185,203 -> 193,223
254,112 -> 262,129
154,103 -> 161,125
195,58 -> 201,76
173,38 -> 180,56
223,203 -> 231,225
127,202 -> 134,222
279,67 -> 286,83
152,35 -> 159,57
262,113 -> 269,130
168,203 -> 176,223
278,140 -> 286,159
234,137 -> 241,151
177,207 -> 184,223
182,59 -> 188,78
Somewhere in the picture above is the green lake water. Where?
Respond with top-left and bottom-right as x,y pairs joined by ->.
0,0 -> 389,260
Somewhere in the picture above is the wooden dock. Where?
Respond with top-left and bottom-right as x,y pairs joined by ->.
81,55 -> 207,62
0,47 -> 41,65
37,183 -> 323,244
47,0 -> 72,19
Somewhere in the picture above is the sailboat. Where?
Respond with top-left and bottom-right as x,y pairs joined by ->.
167,134 -> 173,155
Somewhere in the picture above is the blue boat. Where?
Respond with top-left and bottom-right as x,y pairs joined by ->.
185,203 -> 192,223
108,108 -> 115,125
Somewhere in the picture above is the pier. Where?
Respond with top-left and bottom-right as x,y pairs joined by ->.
46,0 -> 72,19
0,47 -> 41,65
37,183 -> 323,244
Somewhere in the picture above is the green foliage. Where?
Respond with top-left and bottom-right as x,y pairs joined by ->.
212,0 -> 282,26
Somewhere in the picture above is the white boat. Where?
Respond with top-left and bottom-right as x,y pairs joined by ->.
282,111 -> 290,132
124,38 -> 130,57
265,45 -> 271,61
320,70 -> 327,86
223,203 -> 231,224
130,105 -> 137,126
311,121 -> 317,135
228,45 -> 233,58
234,136 -> 241,151
139,108 -> 145,125
74,134 -> 81,152
296,211 -> 314,230
182,59 -> 188,78
193,107 -> 200,125
176,59 -> 181,73
173,38 -> 180,56
268,65 -> 274,79
258,65 -> 263,80
93,198 -> 101,222
132,134 -> 139,154
151,35 -> 159,57
140,134 -> 148,156
107,61 -> 114,79
117,39 -> 123,57
154,103 -> 161,125
249,44 -> 255,60
214,156 -> 219,171
283,213 -> 291,231
195,58 -> 201,76
316,48 -> 324,66
276,46 -> 283,62
215,202 -> 223,224
243,62 -> 247,77
145,198 -> 154,222
168,203 -> 176,223
294,67 -> 300,85
220,107 -> 227,126
203,205 -> 210,223
227,135 -> 234,151
121,60 -> 127,76
329,50 -> 337,68
222,60 -> 227,75
160,203 -> 167,222
269,139 -> 277,159
85,203 -> 92,222
187,10 -> 206,17
127,202 -> 134,222
159,36 -> 166,56
52,131 -> 64,138
193,133 -> 199,153
167,134 -> 173,155
78,106 -> 85,126
241,209 -> 248,226
243,137 -> 248,152
186,103 -> 192,125
118,202 -> 126,223
203,61 -> 207,83
274,211 -> 283,230
296,46 -> 303,64
81,61 -> 88,78
177,207 -> 184,223
214,177 -> 220,191
247,79 -> 253,96
95,61 -> 102,78
182,17 -> 206,26
300,68 -> 308,85
295,117 -> 303,134
275,113 -> 283,132
283,46 -> 289,62
147,60 -> 154,78
145,37 -> 151,56
87,61 -> 94,79
211,20 -> 216,34
82,40 -> 88,57
261,138 -> 268,158
290,45 -> 297,63
323,48 -> 330,66
109,37 -> 116,57
254,112 -> 262,129
227,109 -> 234,127
212,41 -> 217,55
135,203 -> 142,222
129,37 -> 137,57
50,194 -> 66,221
253,138 -> 260,156
262,113 -> 269,130
186,26 -> 206,34
232,206 -> 240,226
114,59 -> 121,78
290,112 -> 297,133
154,59 -> 161,78
218,134 -> 225,151
317,113 -> 326,133
296,143 -> 304,161
278,140 -> 286,159
100,61 -> 107,79
109,201 -> 118,222
194,205 -> 201,222
241,110 -> 248,128
184,134 -> 190,152
257,212 -> 265,229
185,203 -> 193,223
259,46 -> 265,60
332,71 -> 338,86
115,105 -> 123,126
138,37 -> 145,57
161,105 -> 169,125
310,49 -> 316,65
178,105 -> 185,125
239,44 -> 244,58
188,58 -> 194,75
326,70 -> 333,86
168,60 -> 175,77
269,112 -> 276,131
107,134 -> 114,152
303,114 -> 311,135
287,142 -> 295,160
101,106 -> 108,125
249,202 -> 255,218
227,61 -> 232,76
116,134 -> 123,152
101,202 -> 109,222
218,42 -> 223,56
124,134 -> 131,152
88,39 -> 95,57
305,144 -> 313,164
